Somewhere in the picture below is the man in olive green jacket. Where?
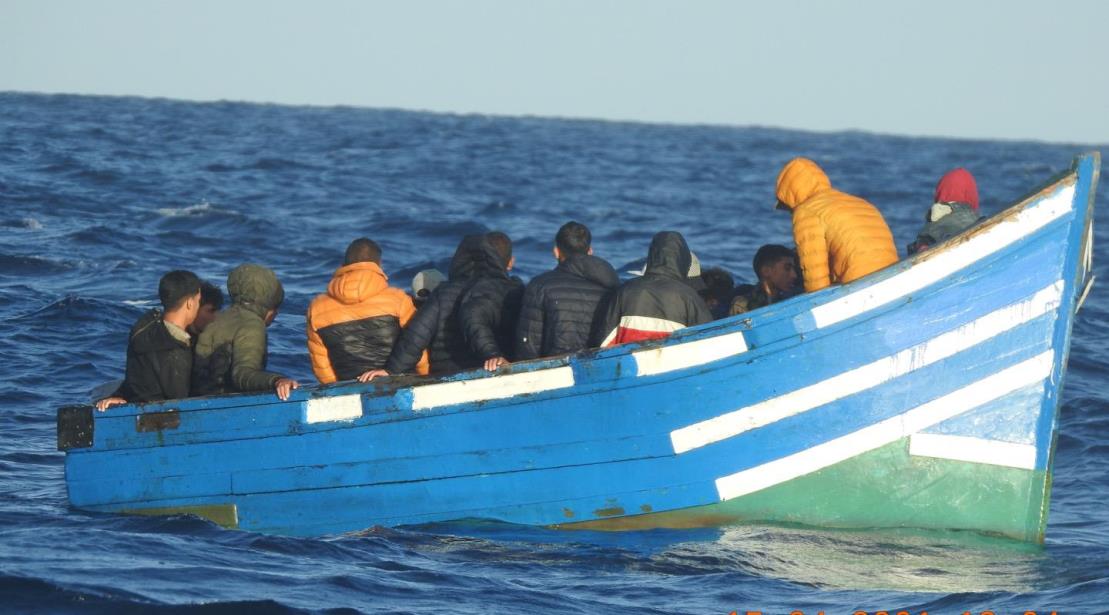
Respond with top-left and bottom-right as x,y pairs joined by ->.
192,264 -> 299,400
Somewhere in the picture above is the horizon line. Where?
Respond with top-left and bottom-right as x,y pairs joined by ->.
3,88 -> 1105,150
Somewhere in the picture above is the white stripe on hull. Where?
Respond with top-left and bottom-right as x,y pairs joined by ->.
305,394 -> 363,423
634,331 -> 748,377
908,433 -> 1037,470
714,351 -> 1053,501
812,184 -> 1074,329
410,366 -> 575,411
670,281 -> 1062,454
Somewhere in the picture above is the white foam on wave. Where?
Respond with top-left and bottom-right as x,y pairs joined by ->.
21,218 -> 43,230
157,201 -> 215,217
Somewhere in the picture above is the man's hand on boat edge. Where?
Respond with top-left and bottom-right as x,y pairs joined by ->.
484,357 -> 509,372
96,397 -> 127,412
274,378 -> 299,401
357,369 -> 390,383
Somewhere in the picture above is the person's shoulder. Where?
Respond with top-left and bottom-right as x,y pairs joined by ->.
211,305 -> 261,335
233,312 -> 267,340
613,274 -> 650,297
128,309 -> 174,350
129,308 -> 162,336
382,286 -> 416,309
527,267 -> 564,289
469,275 -> 514,296
307,290 -> 334,309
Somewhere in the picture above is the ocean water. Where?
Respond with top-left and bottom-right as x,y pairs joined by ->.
1,91 -> 1107,614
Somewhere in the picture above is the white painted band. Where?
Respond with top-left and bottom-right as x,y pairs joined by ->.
305,394 -> 363,424
634,331 -> 748,377
670,281 -> 1062,454
410,366 -> 575,411
908,433 -> 1037,470
812,184 -> 1075,329
714,351 -> 1053,501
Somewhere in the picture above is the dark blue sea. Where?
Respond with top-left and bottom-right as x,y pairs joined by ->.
1,92 -> 1107,614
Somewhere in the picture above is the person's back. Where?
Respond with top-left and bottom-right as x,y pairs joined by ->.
907,167 -> 984,255
192,263 -> 298,399
385,235 -> 507,376
459,231 -> 524,370
516,222 -> 619,360
307,238 -> 428,383
97,270 -> 202,410
596,231 -> 712,346
775,157 -> 898,291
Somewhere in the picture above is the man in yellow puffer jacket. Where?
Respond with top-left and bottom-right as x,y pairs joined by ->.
775,157 -> 898,292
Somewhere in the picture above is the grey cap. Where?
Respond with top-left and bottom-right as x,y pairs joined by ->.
412,269 -> 445,297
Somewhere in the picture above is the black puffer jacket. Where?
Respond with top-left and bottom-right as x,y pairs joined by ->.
114,309 -> 193,403
594,231 -> 712,346
386,235 -> 508,375
515,253 -> 619,360
460,274 -> 524,361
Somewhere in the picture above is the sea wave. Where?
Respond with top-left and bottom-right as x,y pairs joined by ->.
1,91 -> 1107,614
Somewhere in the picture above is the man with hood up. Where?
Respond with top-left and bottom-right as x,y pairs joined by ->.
364,234 -> 510,379
459,231 -> 524,371
595,231 -> 712,347
192,263 -> 299,400
306,238 -> 428,384
907,167 -> 983,255
515,221 -> 620,360
775,157 -> 898,292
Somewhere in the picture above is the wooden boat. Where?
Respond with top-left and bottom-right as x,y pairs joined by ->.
59,153 -> 1100,542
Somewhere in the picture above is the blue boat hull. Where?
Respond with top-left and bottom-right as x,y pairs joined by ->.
60,154 -> 1100,541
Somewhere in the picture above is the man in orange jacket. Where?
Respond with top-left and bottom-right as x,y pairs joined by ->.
775,157 -> 898,292
307,238 -> 428,383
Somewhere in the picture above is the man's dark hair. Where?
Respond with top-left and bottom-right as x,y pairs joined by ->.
199,281 -> 224,310
158,270 -> 202,311
487,231 -> 512,265
752,244 -> 796,279
555,221 -> 591,256
698,267 -> 735,303
344,238 -> 382,265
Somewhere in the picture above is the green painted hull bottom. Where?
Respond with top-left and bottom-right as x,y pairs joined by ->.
558,438 -> 1050,543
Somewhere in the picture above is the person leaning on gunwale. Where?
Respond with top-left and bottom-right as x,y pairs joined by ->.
95,270 -> 202,411
191,263 -> 299,401
774,157 -> 898,292
306,238 -> 428,384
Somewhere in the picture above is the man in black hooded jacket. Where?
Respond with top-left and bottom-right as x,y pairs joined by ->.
515,221 -> 619,361
595,231 -> 712,347
460,231 -> 525,371
369,234 -> 511,378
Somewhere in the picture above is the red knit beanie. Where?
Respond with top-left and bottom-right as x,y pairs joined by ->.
934,168 -> 979,211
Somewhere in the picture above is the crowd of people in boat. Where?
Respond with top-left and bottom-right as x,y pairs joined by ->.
95,158 -> 983,410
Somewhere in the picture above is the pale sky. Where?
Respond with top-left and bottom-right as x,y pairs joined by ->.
3,0 -> 1106,144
